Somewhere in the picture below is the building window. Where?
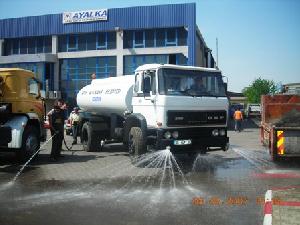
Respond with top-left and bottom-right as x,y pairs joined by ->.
165,29 -> 177,46
44,37 -> 52,53
58,32 -> 116,52
36,37 -> 44,53
4,36 -> 51,55
60,57 -> 116,104
3,40 -> 11,55
20,38 -> 28,54
86,33 -> 96,51
145,30 -> 155,47
107,32 -> 116,49
133,31 -> 145,48
28,38 -> 36,54
97,33 -> 107,49
67,35 -> 78,51
123,27 -> 186,49
12,39 -> 19,54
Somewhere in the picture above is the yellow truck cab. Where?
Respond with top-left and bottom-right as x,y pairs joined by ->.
0,68 -> 46,160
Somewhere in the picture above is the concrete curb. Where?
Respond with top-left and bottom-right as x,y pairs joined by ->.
263,190 -> 272,225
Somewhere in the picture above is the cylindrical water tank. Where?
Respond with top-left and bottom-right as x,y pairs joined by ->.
77,75 -> 135,117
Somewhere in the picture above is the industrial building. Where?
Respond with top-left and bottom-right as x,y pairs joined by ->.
0,3 -> 216,106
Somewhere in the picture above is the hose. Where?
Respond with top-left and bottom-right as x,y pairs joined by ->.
63,138 -> 75,152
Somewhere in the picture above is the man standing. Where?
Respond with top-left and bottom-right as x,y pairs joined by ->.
70,107 -> 80,144
48,99 -> 65,160
233,108 -> 243,132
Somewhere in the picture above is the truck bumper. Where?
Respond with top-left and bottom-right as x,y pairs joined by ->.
0,116 -> 27,149
150,127 -> 229,153
0,126 -> 12,146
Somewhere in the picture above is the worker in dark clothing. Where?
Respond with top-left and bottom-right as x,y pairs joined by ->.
48,99 -> 65,160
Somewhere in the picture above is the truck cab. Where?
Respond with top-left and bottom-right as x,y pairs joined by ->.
0,68 -> 46,160
130,64 -> 229,154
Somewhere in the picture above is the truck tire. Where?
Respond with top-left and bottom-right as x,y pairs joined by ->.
81,122 -> 98,152
17,126 -> 40,162
128,127 -> 146,156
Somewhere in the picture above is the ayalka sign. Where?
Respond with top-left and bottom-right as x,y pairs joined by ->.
63,9 -> 108,24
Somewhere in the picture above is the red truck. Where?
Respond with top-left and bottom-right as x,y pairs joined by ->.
260,94 -> 300,161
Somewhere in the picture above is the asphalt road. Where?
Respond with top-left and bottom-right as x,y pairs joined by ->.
0,119 -> 300,225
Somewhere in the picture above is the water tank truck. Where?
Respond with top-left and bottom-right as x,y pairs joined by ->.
77,64 -> 230,156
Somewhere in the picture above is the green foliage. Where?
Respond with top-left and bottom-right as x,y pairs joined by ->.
242,77 -> 276,103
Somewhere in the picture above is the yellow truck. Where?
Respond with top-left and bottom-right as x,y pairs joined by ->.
0,68 -> 46,160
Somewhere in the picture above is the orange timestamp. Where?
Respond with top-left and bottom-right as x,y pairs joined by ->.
192,196 -> 280,206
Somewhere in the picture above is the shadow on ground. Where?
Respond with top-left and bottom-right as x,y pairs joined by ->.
228,118 -> 259,131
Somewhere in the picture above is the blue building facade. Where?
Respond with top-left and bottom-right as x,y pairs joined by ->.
0,3 -> 215,105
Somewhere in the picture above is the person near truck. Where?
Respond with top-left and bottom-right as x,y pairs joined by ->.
233,108 -> 243,132
47,99 -> 66,160
70,107 -> 80,144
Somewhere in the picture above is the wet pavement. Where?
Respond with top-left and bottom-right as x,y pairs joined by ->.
0,119 -> 300,225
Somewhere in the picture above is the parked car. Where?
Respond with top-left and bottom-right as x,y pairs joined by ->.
245,103 -> 261,118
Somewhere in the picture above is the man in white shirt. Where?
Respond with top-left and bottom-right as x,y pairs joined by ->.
70,107 -> 80,144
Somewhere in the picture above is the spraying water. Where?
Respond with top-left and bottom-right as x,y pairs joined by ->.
231,146 -> 273,171
12,133 -> 57,182
127,147 -> 188,189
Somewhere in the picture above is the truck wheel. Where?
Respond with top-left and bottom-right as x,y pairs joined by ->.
81,122 -> 98,152
128,127 -> 146,156
17,126 -> 40,162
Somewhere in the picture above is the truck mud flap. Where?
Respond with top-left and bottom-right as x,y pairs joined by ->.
0,126 -> 12,145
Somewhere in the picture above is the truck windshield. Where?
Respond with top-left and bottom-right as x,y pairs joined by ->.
158,68 -> 226,97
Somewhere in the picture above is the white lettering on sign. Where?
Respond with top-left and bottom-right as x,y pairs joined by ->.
63,9 -> 108,24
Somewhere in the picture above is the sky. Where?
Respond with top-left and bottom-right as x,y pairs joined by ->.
0,0 -> 299,92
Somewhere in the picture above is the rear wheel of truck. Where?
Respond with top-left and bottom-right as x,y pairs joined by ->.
81,122 -> 99,152
17,126 -> 40,162
128,127 -> 146,156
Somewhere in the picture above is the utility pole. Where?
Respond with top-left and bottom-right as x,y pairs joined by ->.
216,38 -> 219,68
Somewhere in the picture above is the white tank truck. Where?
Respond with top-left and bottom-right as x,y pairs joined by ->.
77,64 -> 230,156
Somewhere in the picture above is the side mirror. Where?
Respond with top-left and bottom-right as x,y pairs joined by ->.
40,90 -> 46,99
222,76 -> 228,94
224,82 -> 228,93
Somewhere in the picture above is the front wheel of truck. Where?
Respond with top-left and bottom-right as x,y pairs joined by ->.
17,126 -> 40,162
128,127 -> 146,156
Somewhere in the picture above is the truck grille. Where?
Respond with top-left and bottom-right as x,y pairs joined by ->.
167,110 -> 227,127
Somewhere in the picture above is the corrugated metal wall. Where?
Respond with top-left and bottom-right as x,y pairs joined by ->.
0,3 -> 196,65
0,4 -> 193,37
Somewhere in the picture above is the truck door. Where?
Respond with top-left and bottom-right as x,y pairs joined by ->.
132,71 -> 157,127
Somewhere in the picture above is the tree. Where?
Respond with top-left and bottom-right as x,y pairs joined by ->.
242,77 -> 276,103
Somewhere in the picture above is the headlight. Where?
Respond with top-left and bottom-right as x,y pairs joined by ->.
212,129 -> 219,136
219,129 -> 226,136
164,131 -> 172,139
172,131 -> 179,139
